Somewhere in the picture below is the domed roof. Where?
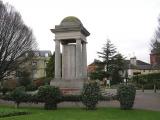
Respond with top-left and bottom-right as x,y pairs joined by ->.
60,16 -> 82,26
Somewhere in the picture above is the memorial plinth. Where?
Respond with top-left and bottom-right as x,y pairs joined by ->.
50,16 -> 90,95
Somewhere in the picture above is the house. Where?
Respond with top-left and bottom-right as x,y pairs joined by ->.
2,50 -> 52,89
28,50 -> 52,80
87,59 -> 105,73
127,57 -> 160,78
87,57 -> 160,79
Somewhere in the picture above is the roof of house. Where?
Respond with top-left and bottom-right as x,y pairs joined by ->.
88,60 -> 105,66
126,60 -> 160,70
33,50 -> 52,57
88,59 -> 160,70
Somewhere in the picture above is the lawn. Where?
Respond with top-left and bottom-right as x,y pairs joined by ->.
0,106 -> 159,120
0,106 -> 29,118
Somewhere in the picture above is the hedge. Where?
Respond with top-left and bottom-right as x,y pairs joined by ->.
81,82 -> 101,110
117,84 -> 136,110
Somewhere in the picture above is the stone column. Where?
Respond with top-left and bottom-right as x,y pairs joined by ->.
55,40 -> 61,79
82,42 -> 87,78
62,44 -> 65,79
76,39 -> 82,79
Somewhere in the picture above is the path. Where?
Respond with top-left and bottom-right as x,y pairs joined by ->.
0,90 -> 160,111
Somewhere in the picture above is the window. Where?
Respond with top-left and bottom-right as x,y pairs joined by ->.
45,53 -> 48,57
32,61 -> 37,67
35,52 -> 39,56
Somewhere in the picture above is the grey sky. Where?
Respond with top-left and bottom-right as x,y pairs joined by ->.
3,0 -> 160,64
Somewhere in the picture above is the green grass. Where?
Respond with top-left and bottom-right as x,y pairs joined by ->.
0,107 -> 29,118
0,106 -> 159,120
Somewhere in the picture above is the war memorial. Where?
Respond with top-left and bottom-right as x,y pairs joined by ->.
50,16 -> 90,94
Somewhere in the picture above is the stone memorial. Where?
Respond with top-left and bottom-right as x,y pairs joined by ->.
50,16 -> 90,94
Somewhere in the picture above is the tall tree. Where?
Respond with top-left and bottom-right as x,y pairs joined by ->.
110,53 -> 126,72
110,53 -> 126,84
0,1 -> 37,80
97,39 -> 116,72
97,39 -> 126,84
46,53 -> 55,78
151,16 -> 160,53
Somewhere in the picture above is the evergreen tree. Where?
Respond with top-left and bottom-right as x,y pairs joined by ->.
110,53 -> 126,72
97,39 -> 126,84
110,53 -> 126,84
97,39 -> 116,72
46,53 -> 55,78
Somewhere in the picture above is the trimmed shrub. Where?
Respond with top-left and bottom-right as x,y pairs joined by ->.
28,93 -> 42,103
81,82 -> 101,110
9,86 -> 28,108
37,85 -> 62,110
117,84 -> 136,110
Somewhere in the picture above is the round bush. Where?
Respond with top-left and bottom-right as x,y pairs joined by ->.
81,82 -> 101,110
9,86 -> 28,108
37,85 -> 62,110
117,84 -> 136,110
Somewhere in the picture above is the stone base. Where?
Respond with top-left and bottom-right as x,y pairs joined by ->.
50,79 -> 87,95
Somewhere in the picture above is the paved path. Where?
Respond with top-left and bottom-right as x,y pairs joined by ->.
133,90 -> 160,111
98,89 -> 160,111
0,90 -> 160,111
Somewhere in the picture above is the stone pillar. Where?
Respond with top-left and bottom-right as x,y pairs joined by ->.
82,42 -> 87,78
76,39 -> 82,78
55,40 -> 61,79
62,44 -> 65,79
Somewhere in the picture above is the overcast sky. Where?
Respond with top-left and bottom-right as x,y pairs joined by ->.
3,0 -> 160,64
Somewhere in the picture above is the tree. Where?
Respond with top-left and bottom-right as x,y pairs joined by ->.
110,53 -> 126,72
0,1 -> 37,80
151,16 -> 160,53
110,54 -> 126,84
89,69 -> 106,81
97,39 -> 116,72
9,86 -> 28,108
46,53 -> 55,78
151,40 -> 160,53
17,70 -> 31,87
97,39 -> 126,84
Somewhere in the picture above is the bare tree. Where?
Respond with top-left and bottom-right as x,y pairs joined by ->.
151,16 -> 160,53
0,1 -> 37,80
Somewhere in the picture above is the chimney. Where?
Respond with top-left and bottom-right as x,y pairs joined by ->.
130,57 -> 137,66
